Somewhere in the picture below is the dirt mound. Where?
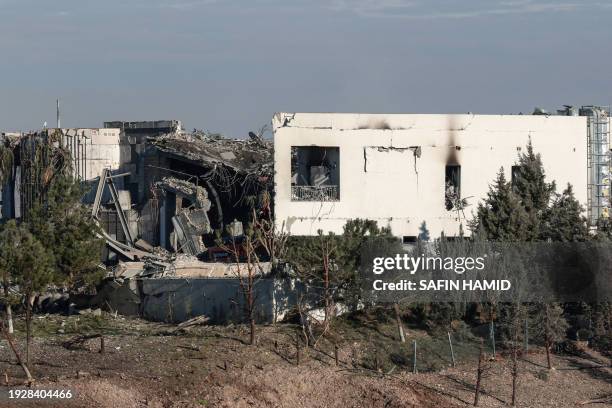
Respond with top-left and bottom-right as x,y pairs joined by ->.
59,379 -> 162,408
202,365 -> 459,408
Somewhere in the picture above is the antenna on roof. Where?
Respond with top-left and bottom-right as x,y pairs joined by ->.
56,98 -> 61,128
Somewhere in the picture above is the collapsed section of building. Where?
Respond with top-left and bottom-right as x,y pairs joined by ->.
0,122 -> 285,323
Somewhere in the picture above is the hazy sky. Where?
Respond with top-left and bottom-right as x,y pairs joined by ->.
1,0 -> 611,137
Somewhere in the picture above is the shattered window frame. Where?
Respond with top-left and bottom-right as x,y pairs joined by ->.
291,146 -> 340,202
445,164 -> 461,211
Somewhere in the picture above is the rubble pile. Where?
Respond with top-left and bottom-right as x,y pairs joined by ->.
151,131 -> 273,178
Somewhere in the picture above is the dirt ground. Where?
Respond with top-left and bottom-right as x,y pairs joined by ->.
0,313 -> 610,407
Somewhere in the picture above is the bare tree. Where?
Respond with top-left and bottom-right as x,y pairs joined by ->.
252,192 -> 288,268
217,214 -> 268,345
500,302 -> 528,407
473,339 -> 487,406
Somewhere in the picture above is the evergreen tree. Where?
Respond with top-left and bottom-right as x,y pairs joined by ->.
0,220 -> 53,365
513,139 -> 555,214
543,184 -> 589,242
512,139 -> 556,240
474,168 -> 531,241
594,217 -> 612,241
27,172 -> 103,289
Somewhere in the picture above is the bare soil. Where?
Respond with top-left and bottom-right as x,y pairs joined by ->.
0,314 -> 610,407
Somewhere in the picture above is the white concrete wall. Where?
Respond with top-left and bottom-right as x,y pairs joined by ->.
273,113 -> 588,238
53,128 -> 121,180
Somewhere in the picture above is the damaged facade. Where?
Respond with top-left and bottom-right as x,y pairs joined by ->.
273,111 -> 608,239
2,107 -> 608,322
0,121 -> 282,323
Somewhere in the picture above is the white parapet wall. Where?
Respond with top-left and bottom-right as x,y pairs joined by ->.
273,112 -> 588,238
51,128 -> 122,181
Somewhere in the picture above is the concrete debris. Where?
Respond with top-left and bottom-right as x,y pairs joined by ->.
302,303 -> 350,325
92,279 -> 141,316
151,131 -> 273,177
170,315 -> 210,333
134,239 -> 154,252
155,177 -> 211,210
114,262 -> 146,279
171,212 -> 207,255
155,176 -> 213,256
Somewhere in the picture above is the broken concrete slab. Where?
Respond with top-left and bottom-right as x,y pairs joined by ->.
155,177 -> 211,211
151,132 -> 273,177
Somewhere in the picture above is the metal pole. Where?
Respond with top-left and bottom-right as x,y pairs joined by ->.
412,340 -> 417,374
448,331 -> 456,367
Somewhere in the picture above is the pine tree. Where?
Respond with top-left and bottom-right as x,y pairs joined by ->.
513,139 -> 555,213
512,140 -> 556,240
0,220 -> 53,365
27,172 -> 103,289
0,221 -> 20,334
543,184 -> 589,242
475,168 -> 531,241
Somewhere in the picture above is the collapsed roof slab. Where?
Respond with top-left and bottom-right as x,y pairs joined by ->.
151,133 -> 273,176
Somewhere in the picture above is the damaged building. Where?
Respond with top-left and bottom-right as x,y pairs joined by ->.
0,121 -> 285,324
88,123 -> 278,323
3,106 -> 608,323
70,121 -> 275,261
273,109 -> 610,239
0,127 -> 123,219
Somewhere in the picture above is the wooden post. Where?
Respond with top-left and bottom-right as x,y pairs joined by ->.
448,332 -> 456,368
412,340 -> 417,374
334,344 -> 339,366
99,336 -> 105,354
296,337 -> 300,366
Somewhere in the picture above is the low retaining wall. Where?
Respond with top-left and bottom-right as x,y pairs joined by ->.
102,276 -> 302,324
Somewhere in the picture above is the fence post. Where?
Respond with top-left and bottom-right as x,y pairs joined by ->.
448,332 -> 456,368
490,321 -> 496,359
412,340 -> 417,374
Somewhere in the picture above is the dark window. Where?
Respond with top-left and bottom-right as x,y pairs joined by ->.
402,236 -> 418,244
445,165 -> 461,210
291,146 -> 340,201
